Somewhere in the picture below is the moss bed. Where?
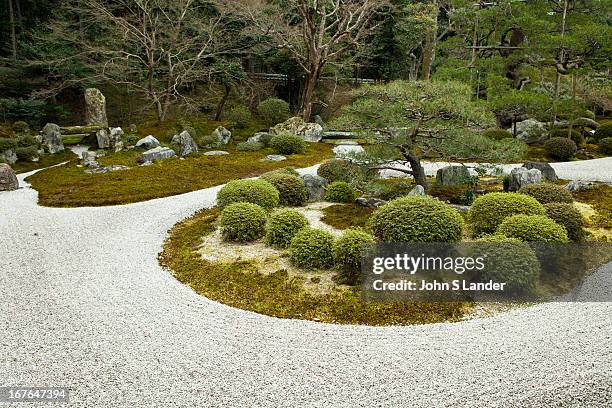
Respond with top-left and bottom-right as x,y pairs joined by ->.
26,143 -> 332,207
12,150 -> 78,174
320,204 -> 374,230
159,207 -> 472,326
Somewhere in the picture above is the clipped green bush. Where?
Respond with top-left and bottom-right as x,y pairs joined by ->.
317,159 -> 362,183
219,202 -> 268,242
289,227 -> 335,269
199,133 -> 219,148
483,128 -> 513,140
599,137 -> 612,155
0,137 -> 17,152
593,123 -> 612,141
473,235 -> 540,294
269,134 -> 306,155
496,214 -> 569,243
236,141 -> 264,151
548,128 -> 582,145
325,181 -> 356,203
12,121 -> 29,133
15,146 -> 38,161
260,167 -> 299,180
257,98 -> 291,126
17,134 -> 38,147
544,137 -> 577,160
265,209 -> 309,249
519,183 -> 573,204
262,173 -> 308,206
469,192 -> 546,236
217,179 -> 279,210
370,196 -> 464,243
544,203 -> 585,242
226,105 -> 252,129
333,228 -> 375,281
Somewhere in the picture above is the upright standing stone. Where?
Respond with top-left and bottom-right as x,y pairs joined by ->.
0,163 -> 18,191
508,167 -> 542,191
177,130 -> 198,157
85,88 -> 108,127
96,128 -> 110,149
301,174 -> 328,202
213,126 -> 232,145
435,165 -> 471,186
522,161 -> 558,181
40,123 -> 65,154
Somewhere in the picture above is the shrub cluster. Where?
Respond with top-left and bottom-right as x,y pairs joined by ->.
269,134 -> 306,155
469,192 -> 546,236
599,137 -> 612,155
483,129 -> 513,140
12,121 -> 29,133
217,179 -> 279,210
473,235 -> 540,294
594,123 -> 612,141
544,137 -> 577,160
219,202 -> 268,242
17,134 -> 37,147
226,105 -> 252,129
257,98 -> 291,126
548,128 -> 582,145
519,183 -> 573,204
261,167 -> 299,179
370,196 -> 464,243
15,146 -> 38,161
0,137 -> 17,152
262,173 -> 308,206
265,209 -> 309,249
325,181 -> 356,203
289,227 -> 335,269
496,214 -> 569,243
236,141 -> 264,151
199,134 -> 219,148
333,228 -> 375,282
543,203 -> 585,242
317,159 -> 361,183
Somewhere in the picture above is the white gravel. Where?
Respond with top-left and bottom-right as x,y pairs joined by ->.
0,162 -> 611,407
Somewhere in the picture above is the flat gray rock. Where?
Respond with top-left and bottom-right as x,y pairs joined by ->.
85,165 -> 129,174
142,146 -> 176,162
136,135 -> 160,149
204,150 -> 229,156
262,154 -> 286,161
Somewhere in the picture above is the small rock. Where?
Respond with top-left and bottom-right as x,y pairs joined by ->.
436,165 -> 472,186
213,126 -> 232,145
141,161 -> 153,167
247,132 -> 269,144
177,130 -> 198,157
81,151 -> 99,168
0,163 -> 18,191
523,161 -> 557,181
204,150 -> 229,156
0,149 -> 17,165
355,197 -> 386,208
408,185 -> 426,196
508,167 -> 542,191
333,142 -> 365,159
41,123 -> 65,153
449,204 -> 471,213
262,155 -> 286,161
85,165 -> 129,174
142,146 -> 176,162
565,180 -> 596,192
136,135 -> 160,149
301,174 -> 328,202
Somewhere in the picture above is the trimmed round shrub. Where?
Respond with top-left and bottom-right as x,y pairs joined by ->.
12,121 -> 29,132
594,123 -> 612,141
236,141 -> 264,151
549,128 -> 582,145
325,181 -> 356,203
473,235 -> 540,294
226,105 -> 252,129
257,98 -> 291,126
15,146 -> 38,161
182,125 -> 197,138
0,137 -> 17,152
261,167 -> 299,180
17,134 -> 38,147
370,196 -> 464,243
333,228 -> 375,281
599,137 -> 612,155
265,209 -> 309,249
217,179 -> 280,210
364,179 -> 414,200
496,214 -> 569,243
519,183 -> 573,204
317,159 -> 361,183
269,134 -> 306,155
199,133 -> 219,148
544,137 -> 577,160
483,128 -> 513,140
219,202 -> 268,242
469,192 -> 546,236
544,203 -> 585,242
262,173 -> 308,206
288,227 -> 335,269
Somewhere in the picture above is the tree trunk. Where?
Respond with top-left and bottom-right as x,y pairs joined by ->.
301,74 -> 317,121
405,151 -> 428,187
420,31 -> 436,81
7,0 -> 17,61
215,85 -> 231,121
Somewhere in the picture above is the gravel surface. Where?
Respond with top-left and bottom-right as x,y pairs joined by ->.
1,162 -> 611,407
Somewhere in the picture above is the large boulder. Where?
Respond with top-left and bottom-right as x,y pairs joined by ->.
0,163 -> 18,191
40,123 -> 65,154
84,88 -> 108,127
301,174 -> 328,202
522,161 -> 557,181
213,126 -> 232,145
509,119 -> 546,144
435,165 -> 471,186
508,167 -> 542,191
142,146 -> 176,162
177,130 -> 198,157
269,116 -> 323,142
136,135 -> 160,149
332,142 -> 365,159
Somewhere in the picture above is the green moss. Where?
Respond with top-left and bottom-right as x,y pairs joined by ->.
321,204 -> 374,230
12,150 -> 77,174
27,143 -> 332,207
572,185 -> 612,230
159,208 -> 471,326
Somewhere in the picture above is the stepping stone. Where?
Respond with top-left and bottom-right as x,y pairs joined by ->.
262,155 -> 286,161
204,151 -> 229,156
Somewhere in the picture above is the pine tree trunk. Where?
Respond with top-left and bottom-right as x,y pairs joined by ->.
8,0 -> 17,61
